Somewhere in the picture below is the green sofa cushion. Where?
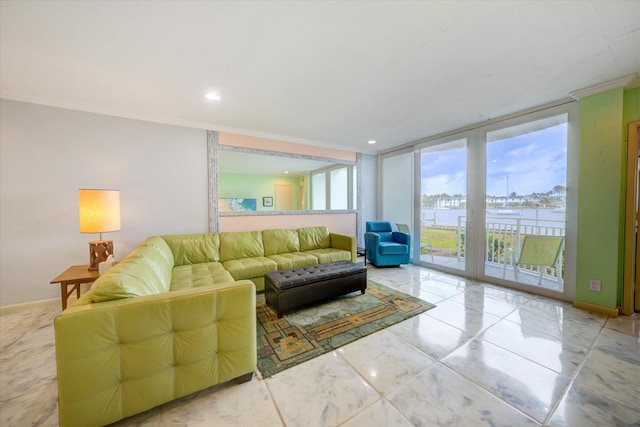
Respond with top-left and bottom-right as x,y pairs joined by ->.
220,231 -> 264,262
304,248 -> 352,264
170,262 -> 234,291
262,229 -> 300,256
129,246 -> 173,290
140,235 -> 175,267
161,233 -> 220,266
222,257 -> 277,280
88,252 -> 171,302
88,238 -> 173,302
267,252 -> 318,270
297,226 -> 331,251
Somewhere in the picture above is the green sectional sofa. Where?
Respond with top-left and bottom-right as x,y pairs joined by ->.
54,226 -> 356,427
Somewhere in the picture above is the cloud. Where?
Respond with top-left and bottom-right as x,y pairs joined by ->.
421,123 -> 567,196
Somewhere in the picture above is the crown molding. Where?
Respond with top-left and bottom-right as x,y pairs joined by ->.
569,73 -> 638,100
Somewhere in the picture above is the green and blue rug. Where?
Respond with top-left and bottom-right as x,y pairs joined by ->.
256,280 -> 435,378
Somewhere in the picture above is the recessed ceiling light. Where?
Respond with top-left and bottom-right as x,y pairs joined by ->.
205,92 -> 221,101
368,140 -> 376,145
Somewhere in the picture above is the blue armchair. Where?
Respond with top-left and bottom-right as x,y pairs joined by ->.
365,221 -> 410,267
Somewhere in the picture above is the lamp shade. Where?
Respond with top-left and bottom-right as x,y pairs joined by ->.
79,189 -> 121,234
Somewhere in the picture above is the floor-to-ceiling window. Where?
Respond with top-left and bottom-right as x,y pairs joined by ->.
380,101 -> 577,300
418,135 -> 470,273
380,150 -> 414,256
482,114 -> 569,292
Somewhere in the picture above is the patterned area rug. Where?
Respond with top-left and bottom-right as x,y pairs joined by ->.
256,279 -> 436,378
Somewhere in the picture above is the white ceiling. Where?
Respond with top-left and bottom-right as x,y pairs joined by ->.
1,1 -> 639,154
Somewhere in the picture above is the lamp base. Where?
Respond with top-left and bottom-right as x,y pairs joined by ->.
88,240 -> 114,271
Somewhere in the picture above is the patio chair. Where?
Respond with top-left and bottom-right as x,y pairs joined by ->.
396,223 -> 434,262
503,235 -> 564,286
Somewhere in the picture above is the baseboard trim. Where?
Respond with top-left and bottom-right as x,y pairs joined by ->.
573,299 -> 619,317
0,298 -> 59,315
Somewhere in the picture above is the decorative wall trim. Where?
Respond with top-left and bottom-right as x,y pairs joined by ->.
356,152 -> 364,247
219,144 -> 357,165
219,209 -> 356,217
569,73 -> 638,100
207,130 -> 219,233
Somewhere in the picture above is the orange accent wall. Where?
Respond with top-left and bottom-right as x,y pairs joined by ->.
220,213 -> 357,236
219,132 -> 356,162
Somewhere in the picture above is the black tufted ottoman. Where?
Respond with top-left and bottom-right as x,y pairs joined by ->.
264,261 -> 367,318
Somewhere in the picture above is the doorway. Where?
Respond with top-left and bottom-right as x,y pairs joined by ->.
275,184 -> 293,211
418,135 -> 469,274
623,120 -> 640,314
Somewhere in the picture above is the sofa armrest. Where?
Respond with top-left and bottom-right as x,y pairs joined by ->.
330,232 -> 357,262
54,280 -> 256,427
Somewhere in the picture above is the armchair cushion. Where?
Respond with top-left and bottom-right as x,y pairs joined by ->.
392,231 -> 410,245
379,242 -> 409,255
366,221 -> 393,233
377,231 -> 394,242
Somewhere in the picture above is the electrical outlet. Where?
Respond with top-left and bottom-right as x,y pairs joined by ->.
589,279 -> 601,292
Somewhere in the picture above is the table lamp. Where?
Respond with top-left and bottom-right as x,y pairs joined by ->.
79,189 -> 121,271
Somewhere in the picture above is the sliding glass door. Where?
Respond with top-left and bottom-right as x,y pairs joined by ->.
482,114 -> 569,292
418,135 -> 470,274
380,102 -> 576,298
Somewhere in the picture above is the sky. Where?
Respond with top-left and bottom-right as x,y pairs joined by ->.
420,123 -> 568,197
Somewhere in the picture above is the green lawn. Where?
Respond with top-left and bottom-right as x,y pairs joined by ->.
420,227 -> 461,257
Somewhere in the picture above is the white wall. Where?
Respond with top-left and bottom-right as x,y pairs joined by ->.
0,100 -> 209,306
360,153 -> 378,242
381,152 -> 413,227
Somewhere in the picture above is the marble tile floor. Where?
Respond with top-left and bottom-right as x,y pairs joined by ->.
1,264 -> 639,426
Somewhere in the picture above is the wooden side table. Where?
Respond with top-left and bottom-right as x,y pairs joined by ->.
50,265 -> 99,310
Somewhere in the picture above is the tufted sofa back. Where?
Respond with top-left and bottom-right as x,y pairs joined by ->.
81,236 -> 174,303
262,228 -> 300,255
161,233 -> 220,265
55,280 -> 256,426
297,226 -> 331,251
219,230 -> 265,262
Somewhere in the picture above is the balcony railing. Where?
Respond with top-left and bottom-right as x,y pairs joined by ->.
424,214 -> 565,285
485,216 -> 565,283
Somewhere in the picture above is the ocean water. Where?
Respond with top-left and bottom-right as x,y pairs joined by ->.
421,208 -> 566,230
